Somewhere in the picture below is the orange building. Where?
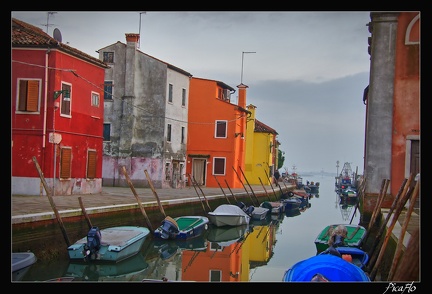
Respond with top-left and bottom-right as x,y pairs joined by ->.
186,78 -> 251,188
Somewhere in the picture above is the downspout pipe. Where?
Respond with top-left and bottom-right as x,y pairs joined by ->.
42,48 -> 50,149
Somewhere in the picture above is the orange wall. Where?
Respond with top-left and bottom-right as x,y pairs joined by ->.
187,78 -> 246,188
391,12 -> 420,194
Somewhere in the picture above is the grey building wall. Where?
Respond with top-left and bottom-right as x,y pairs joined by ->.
364,12 -> 399,195
100,37 -> 190,188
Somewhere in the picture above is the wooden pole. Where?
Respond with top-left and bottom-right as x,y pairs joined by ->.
120,166 -> 153,231
350,178 -> 366,225
258,177 -> 272,201
368,176 -> 414,279
238,166 -> 260,206
144,169 -> 166,217
232,166 -> 254,204
78,197 -> 93,229
187,173 -> 207,213
224,179 -> 238,203
191,174 -> 212,211
367,176 -> 412,257
387,179 -> 419,281
263,168 -> 278,200
214,175 -> 231,204
32,156 -> 70,247
367,179 -> 390,232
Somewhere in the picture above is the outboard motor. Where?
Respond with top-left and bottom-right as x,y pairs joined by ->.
333,234 -> 345,247
237,202 -> 246,211
245,205 -> 254,216
83,226 -> 101,261
160,216 -> 179,239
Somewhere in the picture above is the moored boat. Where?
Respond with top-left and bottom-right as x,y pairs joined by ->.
207,204 -> 251,227
67,226 -> 150,262
282,254 -> 370,282
12,251 -> 37,273
319,246 -> 369,270
153,215 -> 209,240
314,224 -> 367,253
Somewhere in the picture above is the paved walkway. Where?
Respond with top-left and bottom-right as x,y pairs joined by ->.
11,185 -> 286,224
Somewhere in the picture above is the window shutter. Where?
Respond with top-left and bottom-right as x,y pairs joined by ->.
87,151 -> 97,179
60,148 -> 72,179
27,80 -> 39,111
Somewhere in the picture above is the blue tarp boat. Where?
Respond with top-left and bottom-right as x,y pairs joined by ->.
282,254 -> 370,282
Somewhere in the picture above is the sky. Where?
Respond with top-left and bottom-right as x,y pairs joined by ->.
11,11 -> 372,175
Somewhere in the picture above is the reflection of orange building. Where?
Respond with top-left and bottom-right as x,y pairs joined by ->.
181,227 -> 252,282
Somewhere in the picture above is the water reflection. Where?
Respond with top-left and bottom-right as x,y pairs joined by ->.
16,175 -> 361,282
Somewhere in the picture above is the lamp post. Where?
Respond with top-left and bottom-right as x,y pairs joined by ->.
240,51 -> 256,84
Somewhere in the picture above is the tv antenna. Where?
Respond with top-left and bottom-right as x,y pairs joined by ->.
42,11 -> 57,34
138,11 -> 146,48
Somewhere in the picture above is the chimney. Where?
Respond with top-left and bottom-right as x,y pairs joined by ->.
125,33 -> 140,49
237,83 -> 248,109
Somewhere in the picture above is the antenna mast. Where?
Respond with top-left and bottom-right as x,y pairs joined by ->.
138,12 -> 146,48
44,11 -> 57,34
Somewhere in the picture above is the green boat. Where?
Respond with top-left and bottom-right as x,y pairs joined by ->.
314,224 -> 367,253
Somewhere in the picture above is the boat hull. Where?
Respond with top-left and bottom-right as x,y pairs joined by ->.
12,252 -> 37,272
153,216 -> 209,240
314,224 -> 366,253
67,226 -> 150,262
207,204 -> 251,227
282,254 -> 370,282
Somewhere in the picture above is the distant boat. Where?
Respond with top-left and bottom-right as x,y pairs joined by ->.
67,226 -> 150,262
153,215 -> 209,240
207,204 -> 251,227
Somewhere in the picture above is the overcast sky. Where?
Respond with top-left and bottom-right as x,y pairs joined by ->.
12,11 -> 372,175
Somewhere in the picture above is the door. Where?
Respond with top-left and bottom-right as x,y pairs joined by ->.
192,159 -> 206,186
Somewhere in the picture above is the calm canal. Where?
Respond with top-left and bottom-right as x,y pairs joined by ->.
15,174 -> 361,282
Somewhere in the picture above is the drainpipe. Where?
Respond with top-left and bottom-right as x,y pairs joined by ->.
42,48 -> 50,149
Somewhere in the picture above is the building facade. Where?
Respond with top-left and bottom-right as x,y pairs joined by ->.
99,33 -> 192,188
11,18 -> 109,196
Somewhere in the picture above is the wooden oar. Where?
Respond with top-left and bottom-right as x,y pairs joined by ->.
32,156 -> 71,247
187,173 -> 207,214
224,179 -> 238,203
346,226 -> 360,240
387,179 -> 419,281
258,177 -> 272,201
192,174 -> 212,211
121,166 -> 153,231
367,174 -> 414,278
214,175 -> 231,204
181,218 -> 203,231
232,166 -> 254,205
144,169 -> 166,217
238,166 -> 260,206
78,197 -> 93,229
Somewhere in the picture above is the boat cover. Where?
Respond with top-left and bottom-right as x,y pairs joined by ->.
282,254 -> 370,282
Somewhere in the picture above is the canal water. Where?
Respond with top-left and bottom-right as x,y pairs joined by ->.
14,174 -> 361,282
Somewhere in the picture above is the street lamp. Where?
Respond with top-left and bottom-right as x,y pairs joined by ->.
240,51 -> 256,84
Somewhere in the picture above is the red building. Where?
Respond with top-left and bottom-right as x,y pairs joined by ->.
11,18 -> 109,196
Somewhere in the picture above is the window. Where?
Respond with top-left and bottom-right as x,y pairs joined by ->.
213,157 -> 226,175
210,270 -> 222,282
167,124 -> 172,142
103,123 -> 111,141
60,147 -> 72,179
165,162 -> 171,180
181,126 -> 185,144
91,92 -> 100,107
103,52 -> 114,63
168,84 -> 173,103
60,83 -> 71,116
104,81 -> 113,100
17,79 -> 41,113
215,120 -> 227,138
182,88 -> 186,106
87,150 -> 97,179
